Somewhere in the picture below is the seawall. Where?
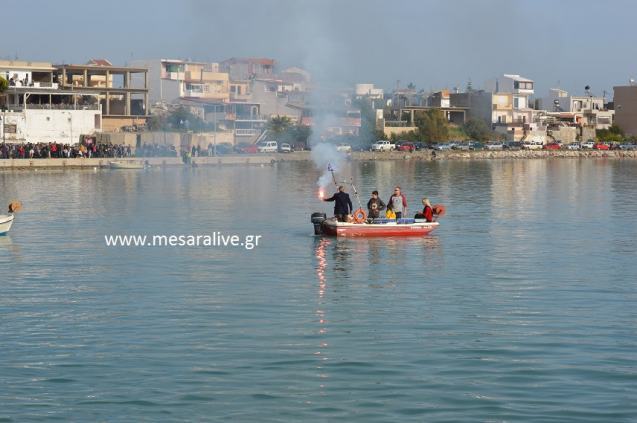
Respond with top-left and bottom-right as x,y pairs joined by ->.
0,155 -> 276,170
2,150 -> 637,170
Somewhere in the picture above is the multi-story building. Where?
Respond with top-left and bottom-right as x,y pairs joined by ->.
1,60 -> 102,144
355,83 -> 384,100
613,84 -> 637,136
219,57 -> 274,81
55,60 -> 149,131
131,59 -> 228,105
542,88 -> 613,130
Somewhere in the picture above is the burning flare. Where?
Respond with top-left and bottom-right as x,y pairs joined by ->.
318,188 -> 325,199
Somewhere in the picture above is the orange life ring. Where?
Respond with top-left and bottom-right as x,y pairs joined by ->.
353,208 -> 367,223
432,204 -> 446,217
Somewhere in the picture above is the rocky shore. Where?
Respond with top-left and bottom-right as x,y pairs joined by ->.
275,149 -> 637,162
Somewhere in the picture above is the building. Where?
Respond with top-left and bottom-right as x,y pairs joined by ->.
55,60 -> 149,131
1,60 -> 102,144
219,57 -> 275,81
613,84 -> 637,136
355,83 -> 384,100
456,74 -> 541,140
130,59 -> 227,105
542,88 -> 613,130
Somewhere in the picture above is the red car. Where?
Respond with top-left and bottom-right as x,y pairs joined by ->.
239,144 -> 259,154
593,143 -> 610,150
397,142 -> 416,152
543,143 -> 561,150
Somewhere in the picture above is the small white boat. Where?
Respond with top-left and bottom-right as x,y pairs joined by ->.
0,214 -> 14,235
109,160 -> 145,169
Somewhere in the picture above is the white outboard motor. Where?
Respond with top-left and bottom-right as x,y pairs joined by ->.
311,212 -> 327,235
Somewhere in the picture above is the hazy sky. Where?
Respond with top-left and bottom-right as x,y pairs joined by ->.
5,0 -> 637,98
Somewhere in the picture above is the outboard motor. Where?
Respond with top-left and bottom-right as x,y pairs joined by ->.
311,212 -> 327,235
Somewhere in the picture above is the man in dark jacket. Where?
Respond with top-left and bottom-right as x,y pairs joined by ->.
323,185 -> 353,222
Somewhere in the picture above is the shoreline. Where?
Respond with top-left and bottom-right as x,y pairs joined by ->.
1,150 -> 636,170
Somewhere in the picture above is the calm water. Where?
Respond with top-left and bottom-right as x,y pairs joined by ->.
1,159 -> 636,422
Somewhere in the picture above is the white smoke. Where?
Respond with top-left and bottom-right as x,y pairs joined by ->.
311,143 -> 345,188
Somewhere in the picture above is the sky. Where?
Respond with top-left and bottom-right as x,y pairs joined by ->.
4,0 -> 637,99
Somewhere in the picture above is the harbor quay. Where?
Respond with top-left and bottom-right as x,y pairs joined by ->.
2,149 -> 637,170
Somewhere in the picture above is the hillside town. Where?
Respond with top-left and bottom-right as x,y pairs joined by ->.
2,56 -> 637,156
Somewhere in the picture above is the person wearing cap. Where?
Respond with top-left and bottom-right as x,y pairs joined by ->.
323,185 -> 353,222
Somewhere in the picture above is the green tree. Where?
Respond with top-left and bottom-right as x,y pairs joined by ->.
267,115 -> 293,136
462,118 -> 493,141
0,76 -> 8,93
596,124 -> 624,142
414,109 -> 449,142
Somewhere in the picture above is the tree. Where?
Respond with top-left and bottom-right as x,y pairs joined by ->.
596,124 -> 624,142
267,115 -> 292,136
0,76 -> 8,93
463,118 -> 493,141
414,109 -> 449,142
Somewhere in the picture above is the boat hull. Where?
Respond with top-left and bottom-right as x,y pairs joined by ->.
0,214 -> 14,235
321,219 -> 438,237
109,161 -> 145,169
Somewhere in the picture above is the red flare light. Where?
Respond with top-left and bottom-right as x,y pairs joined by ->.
318,189 -> 325,199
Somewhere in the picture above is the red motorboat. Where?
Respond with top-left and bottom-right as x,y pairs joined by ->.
311,214 -> 440,238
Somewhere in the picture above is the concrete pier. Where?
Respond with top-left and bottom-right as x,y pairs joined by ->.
0,155 -> 276,170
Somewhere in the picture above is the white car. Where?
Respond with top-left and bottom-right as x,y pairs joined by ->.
371,140 -> 395,152
279,143 -> 292,153
522,141 -> 543,150
566,143 -> 581,150
485,142 -> 504,150
581,141 -> 595,149
258,141 -> 278,153
336,144 -> 352,153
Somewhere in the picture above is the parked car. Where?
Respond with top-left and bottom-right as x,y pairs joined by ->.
336,144 -> 352,153
235,143 -> 258,154
619,143 -> 637,150
215,144 -> 234,155
371,140 -> 395,151
397,142 -> 416,152
434,143 -> 453,150
566,143 -> 581,150
279,143 -> 292,153
412,142 -> 426,151
485,142 -> 504,150
503,141 -> 522,150
543,143 -> 561,150
258,141 -> 278,153
522,141 -> 543,150
593,143 -> 609,150
468,141 -> 484,150
581,140 -> 595,149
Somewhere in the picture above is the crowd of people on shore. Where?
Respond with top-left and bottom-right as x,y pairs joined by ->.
0,142 -> 133,159
323,185 -> 435,222
0,142 -> 188,159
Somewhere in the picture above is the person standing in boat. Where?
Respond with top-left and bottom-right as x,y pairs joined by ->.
388,186 -> 407,219
367,190 -> 386,220
323,185 -> 353,222
414,197 -> 434,222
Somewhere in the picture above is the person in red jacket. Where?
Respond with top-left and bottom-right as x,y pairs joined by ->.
415,197 -> 434,222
